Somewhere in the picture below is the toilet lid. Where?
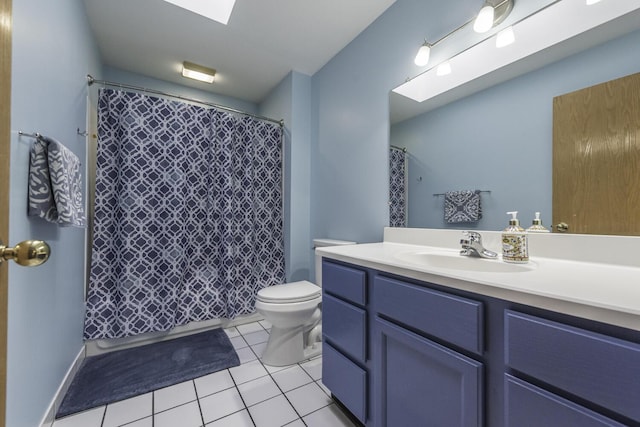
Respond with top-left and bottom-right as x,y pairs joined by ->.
257,281 -> 321,304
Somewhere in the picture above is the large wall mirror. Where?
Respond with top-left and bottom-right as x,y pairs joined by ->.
389,6 -> 640,235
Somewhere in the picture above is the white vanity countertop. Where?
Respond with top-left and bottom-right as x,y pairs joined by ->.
316,228 -> 640,331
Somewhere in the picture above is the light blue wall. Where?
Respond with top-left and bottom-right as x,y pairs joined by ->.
391,29 -> 640,231
103,67 -> 258,114
310,0 -> 479,250
9,1 -> 102,426
260,71 -> 313,282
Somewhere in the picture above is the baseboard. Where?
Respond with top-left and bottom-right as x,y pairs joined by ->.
85,312 -> 264,356
39,346 -> 86,427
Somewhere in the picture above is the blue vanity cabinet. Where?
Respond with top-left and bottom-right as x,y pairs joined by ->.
373,275 -> 484,427
321,259 -> 369,424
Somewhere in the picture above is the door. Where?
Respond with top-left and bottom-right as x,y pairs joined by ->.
1,0 -> 12,425
553,72 -> 640,235
375,318 -> 483,427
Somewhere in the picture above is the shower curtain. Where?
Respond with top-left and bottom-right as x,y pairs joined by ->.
83,89 -> 285,340
389,147 -> 408,227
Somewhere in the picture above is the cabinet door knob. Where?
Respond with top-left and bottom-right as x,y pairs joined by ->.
0,240 -> 51,267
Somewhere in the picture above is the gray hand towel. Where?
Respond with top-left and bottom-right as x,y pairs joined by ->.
28,136 -> 86,227
444,190 -> 482,224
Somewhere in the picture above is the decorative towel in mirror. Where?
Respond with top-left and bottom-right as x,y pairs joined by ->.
444,190 -> 482,224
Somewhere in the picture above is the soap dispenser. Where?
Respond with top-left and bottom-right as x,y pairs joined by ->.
527,212 -> 550,233
502,211 -> 529,263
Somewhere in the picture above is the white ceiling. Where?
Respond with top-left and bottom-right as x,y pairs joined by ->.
82,0 -> 396,104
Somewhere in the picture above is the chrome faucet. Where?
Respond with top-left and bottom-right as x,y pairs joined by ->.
460,231 -> 498,259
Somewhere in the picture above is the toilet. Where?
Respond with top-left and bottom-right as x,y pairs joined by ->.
255,238 -> 356,366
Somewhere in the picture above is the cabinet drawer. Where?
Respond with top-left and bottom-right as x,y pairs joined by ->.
505,310 -> 640,422
375,275 -> 483,355
505,375 -> 626,427
323,342 -> 367,424
323,293 -> 366,362
322,260 -> 366,305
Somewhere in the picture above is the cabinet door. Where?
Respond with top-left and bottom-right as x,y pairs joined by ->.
375,318 -> 483,427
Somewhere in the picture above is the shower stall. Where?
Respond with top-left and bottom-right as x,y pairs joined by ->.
83,78 -> 285,354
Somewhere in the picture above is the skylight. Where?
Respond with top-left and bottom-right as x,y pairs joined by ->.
162,0 -> 236,25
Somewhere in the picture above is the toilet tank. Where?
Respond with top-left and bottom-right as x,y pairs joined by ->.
313,238 -> 356,287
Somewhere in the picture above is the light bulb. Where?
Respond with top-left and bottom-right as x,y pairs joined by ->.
496,27 -> 515,48
414,43 -> 431,66
474,5 -> 495,33
586,0 -> 602,4
436,61 -> 452,76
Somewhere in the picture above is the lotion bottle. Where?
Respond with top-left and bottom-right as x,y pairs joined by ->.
526,212 -> 550,233
502,211 -> 529,263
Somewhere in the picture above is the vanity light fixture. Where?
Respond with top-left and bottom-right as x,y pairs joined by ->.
473,0 -> 514,33
496,26 -> 515,48
181,61 -> 216,83
436,61 -> 452,76
414,41 -> 432,66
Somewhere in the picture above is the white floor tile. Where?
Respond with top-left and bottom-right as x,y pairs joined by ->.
316,379 -> 331,396
271,365 -> 313,392
262,360 -> 290,374
258,320 -> 271,331
285,382 -> 332,416
300,357 -> 322,380
52,406 -> 105,427
199,387 -> 246,424
229,359 -> 269,385
236,322 -> 264,335
121,416 -> 152,427
224,327 -> 240,338
283,419 -> 305,427
237,375 -> 281,407
195,369 -> 235,398
248,395 -> 299,427
242,330 -> 269,346
303,403 -> 357,427
236,346 -> 258,364
103,393 -> 152,427
154,401 -> 203,427
230,335 -> 249,350
250,342 -> 267,359
205,409 -> 254,427
154,380 -> 197,413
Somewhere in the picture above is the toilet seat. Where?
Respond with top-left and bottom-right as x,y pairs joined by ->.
257,281 -> 321,304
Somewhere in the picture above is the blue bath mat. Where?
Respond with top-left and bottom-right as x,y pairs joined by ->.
57,328 -> 239,418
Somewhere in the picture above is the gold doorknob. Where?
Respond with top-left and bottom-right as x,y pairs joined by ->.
0,240 -> 51,267
556,222 -> 569,233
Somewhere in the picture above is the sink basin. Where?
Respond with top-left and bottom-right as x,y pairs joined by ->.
395,251 -> 537,273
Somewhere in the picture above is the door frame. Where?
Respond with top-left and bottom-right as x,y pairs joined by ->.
1,0 -> 12,425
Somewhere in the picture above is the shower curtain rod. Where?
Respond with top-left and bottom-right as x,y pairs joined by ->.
86,75 -> 284,127
390,145 -> 407,153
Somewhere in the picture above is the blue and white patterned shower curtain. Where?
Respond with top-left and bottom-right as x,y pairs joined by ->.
83,89 -> 285,340
389,147 -> 408,227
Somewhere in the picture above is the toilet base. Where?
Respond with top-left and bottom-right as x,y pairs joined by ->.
260,325 -> 322,367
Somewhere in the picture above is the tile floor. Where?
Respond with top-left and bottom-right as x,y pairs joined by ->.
51,320 -> 357,427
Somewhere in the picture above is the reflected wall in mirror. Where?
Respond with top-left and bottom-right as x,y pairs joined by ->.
389,28 -> 640,234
